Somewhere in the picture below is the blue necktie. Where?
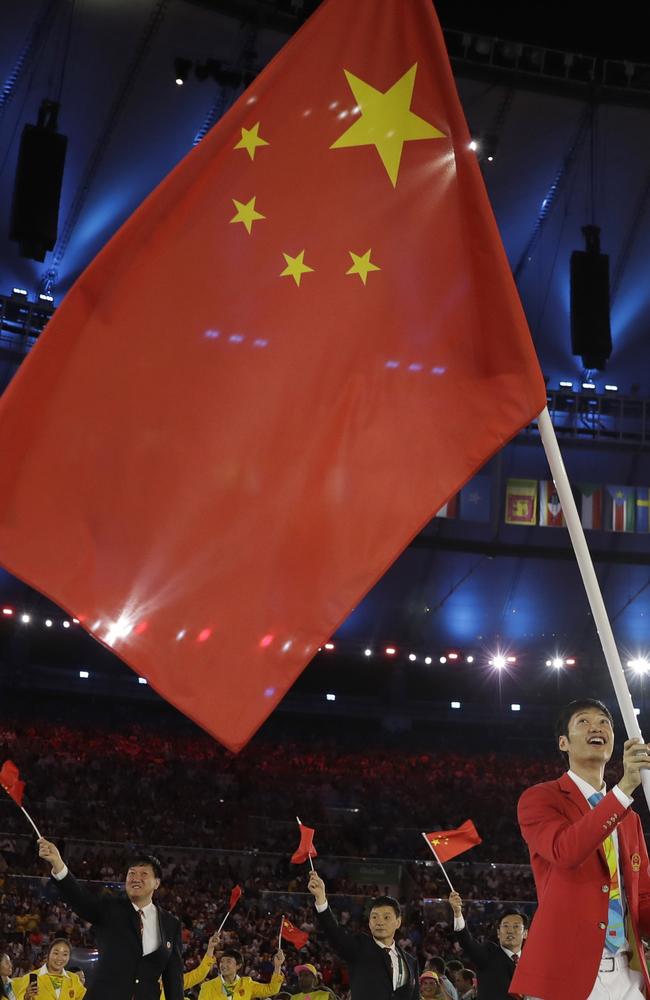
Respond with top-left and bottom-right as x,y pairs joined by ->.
589,791 -> 626,953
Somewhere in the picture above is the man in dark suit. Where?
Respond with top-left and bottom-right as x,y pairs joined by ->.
38,837 -> 183,1000
448,891 -> 526,1000
307,871 -> 418,1000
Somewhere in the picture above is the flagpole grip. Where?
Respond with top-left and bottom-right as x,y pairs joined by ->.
537,407 -> 650,807
421,832 -> 455,893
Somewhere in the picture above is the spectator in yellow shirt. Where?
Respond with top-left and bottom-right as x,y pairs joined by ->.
198,947 -> 285,999
161,932 -> 220,999
13,938 -> 86,1000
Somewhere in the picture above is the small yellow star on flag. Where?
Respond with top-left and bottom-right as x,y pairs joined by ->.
331,63 -> 445,186
346,249 -> 380,285
230,197 -> 265,234
234,122 -> 269,160
280,251 -> 314,287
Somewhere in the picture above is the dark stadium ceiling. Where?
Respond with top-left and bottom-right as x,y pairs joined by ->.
2,0 -> 650,707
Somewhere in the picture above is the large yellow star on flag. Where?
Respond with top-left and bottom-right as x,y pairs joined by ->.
346,249 -> 380,285
331,64 -> 445,186
230,196 -> 265,234
234,122 -> 269,160
280,250 -> 314,287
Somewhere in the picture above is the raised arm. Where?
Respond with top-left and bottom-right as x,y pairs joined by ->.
448,892 -> 492,970
38,838 -> 106,925
308,872 -> 359,964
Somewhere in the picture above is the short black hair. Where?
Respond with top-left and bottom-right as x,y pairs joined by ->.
127,854 -> 162,880
370,895 -> 401,918
221,949 -> 243,967
445,959 -> 464,973
427,956 -> 445,974
497,909 -> 529,930
459,969 -> 475,986
555,699 -> 614,763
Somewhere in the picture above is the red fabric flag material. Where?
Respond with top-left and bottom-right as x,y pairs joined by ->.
291,822 -> 317,864
229,885 -> 242,911
0,0 -> 545,751
424,819 -> 482,862
281,917 -> 310,949
0,760 -> 25,806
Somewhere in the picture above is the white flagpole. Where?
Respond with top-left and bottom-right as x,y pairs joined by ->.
278,914 -> 285,951
21,806 -> 42,840
421,832 -> 455,892
216,910 -> 230,934
537,406 -> 650,806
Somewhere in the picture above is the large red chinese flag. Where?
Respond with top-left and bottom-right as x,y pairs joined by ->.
0,0 -> 545,750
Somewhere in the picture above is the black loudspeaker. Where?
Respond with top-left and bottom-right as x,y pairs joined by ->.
570,225 -> 612,370
9,100 -> 67,262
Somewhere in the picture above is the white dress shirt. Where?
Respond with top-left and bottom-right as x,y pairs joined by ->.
53,865 -> 160,955
133,900 -> 161,955
452,913 -> 521,962
567,770 -> 633,956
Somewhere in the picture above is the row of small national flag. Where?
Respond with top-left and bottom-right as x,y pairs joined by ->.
2,761 -> 481,945
436,478 -> 650,533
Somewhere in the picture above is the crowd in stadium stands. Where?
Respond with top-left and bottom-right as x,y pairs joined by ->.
3,719 -> 630,862
0,715 -> 634,997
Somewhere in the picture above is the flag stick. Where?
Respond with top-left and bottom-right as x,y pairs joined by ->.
537,406 -> 650,806
295,816 -> 315,871
279,914 -> 284,951
421,832 -> 455,892
20,806 -> 42,840
216,910 -> 230,934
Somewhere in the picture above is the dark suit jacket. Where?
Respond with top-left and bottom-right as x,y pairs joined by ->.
454,927 -> 517,1000
316,904 -> 418,1000
52,871 -> 183,1000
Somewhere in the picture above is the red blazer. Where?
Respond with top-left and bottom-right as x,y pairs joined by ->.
510,773 -> 650,1000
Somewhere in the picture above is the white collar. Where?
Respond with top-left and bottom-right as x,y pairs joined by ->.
501,947 -> 520,959
567,770 -> 606,802
37,966 -> 69,978
374,939 -> 396,951
219,975 -> 241,987
131,900 -> 156,916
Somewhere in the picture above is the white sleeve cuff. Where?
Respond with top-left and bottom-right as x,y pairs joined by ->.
613,785 -> 634,809
315,900 -> 328,913
53,864 -> 69,880
453,915 -> 465,931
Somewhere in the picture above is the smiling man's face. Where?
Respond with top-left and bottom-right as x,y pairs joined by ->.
558,706 -> 614,768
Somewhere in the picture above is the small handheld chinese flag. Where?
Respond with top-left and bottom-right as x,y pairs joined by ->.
217,884 -> 243,933
0,760 -> 25,805
291,819 -> 317,865
0,760 -> 42,838
0,0 -> 546,752
280,916 -> 310,950
424,820 -> 482,863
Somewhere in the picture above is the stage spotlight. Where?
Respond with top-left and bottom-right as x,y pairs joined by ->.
138,677 -> 148,685
439,655 -> 447,664
469,139 -> 478,151
45,619 -> 53,627
466,654 -> 474,663
62,620 -> 71,628
324,642 -> 335,650
552,657 -> 564,669
364,648 -> 372,657
566,658 -> 576,665
408,653 -> 417,661
491,655 -> 506,669
385,646 -> 396,656
326,693 -> 336,701
21,614 -> 31,624
559,380 -> 573,389
1,607 -> 13,616
605,384 -> 618,392
451,701 -> 461,709
628,658 -> 650,674
424,656 -> 432,664
79,670 -> 89,679
511,703 -> 521,712
174,57 -> 192,86
448,652 -> 459,660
